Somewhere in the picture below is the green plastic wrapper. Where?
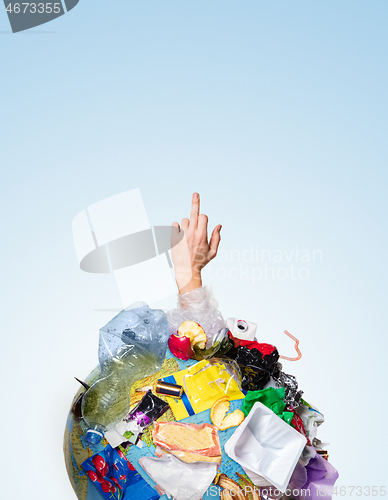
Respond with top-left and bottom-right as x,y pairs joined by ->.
241,386 -> 294,424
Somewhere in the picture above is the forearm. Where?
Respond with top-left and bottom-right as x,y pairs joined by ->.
176,272 -> 202,294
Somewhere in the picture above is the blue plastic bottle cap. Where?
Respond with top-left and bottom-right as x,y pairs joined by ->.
86,429 -> 104,445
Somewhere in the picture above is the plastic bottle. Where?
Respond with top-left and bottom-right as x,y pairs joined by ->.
81,303 -> 169,444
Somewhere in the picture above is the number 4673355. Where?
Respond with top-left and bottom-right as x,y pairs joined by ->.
6,3 -> 62,14
333,486 -> 386,496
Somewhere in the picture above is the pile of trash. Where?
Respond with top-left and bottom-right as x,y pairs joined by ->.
70,286 -> 339,500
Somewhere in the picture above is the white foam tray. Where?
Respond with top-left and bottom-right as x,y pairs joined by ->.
224,402 -> 306,492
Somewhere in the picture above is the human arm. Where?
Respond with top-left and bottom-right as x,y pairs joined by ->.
171,192 -> 222,294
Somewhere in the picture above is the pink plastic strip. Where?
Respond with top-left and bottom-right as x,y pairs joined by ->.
279,330 -> 302,361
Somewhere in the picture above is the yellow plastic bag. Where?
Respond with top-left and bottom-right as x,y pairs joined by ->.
162,360 -> 245,420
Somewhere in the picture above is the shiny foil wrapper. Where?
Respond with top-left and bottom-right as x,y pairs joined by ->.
274,371 -> 303,410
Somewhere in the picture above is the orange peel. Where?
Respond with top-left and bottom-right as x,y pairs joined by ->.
210,396 -> 230,428
210,396 -> 245,430
219,409 -> 245,431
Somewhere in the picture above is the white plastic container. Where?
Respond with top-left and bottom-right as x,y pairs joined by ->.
224,402 -> 306,492
226,318 -> 257,341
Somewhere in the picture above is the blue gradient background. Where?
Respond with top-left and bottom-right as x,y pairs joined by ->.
1,1 -> 387,498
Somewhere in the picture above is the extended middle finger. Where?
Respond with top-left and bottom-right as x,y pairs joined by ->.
189,192 -> 200,229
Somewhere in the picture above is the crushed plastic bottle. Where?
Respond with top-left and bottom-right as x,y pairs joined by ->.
81,302 -> 170,444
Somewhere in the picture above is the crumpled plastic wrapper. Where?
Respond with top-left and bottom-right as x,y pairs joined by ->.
229,344 -> 279,391
288,451 -> 339,499
124,390 -> 169,429
140,454 -> 218,500
82,445 -> 159,500
241,387 -> 294,424
104,390 -> 170,448
152,421 -> 222,463
166,285 -> 226,348
299,445 -> 317,466
312,438 -> 329,450
296,401 -> 325,443
81,302 -> 171,435
273,369 -> 303,410
209,357 -> 243,391
161,358 -> 244,420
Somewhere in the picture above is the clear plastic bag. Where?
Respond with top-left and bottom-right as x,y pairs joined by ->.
140,453 -> 218,500
81,302 -> 170,443
206,357 -> 243,391
152,421 -> 222,463
166,285 -> 226,351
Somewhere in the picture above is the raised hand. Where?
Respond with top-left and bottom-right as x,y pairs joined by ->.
171,193 -> 222,294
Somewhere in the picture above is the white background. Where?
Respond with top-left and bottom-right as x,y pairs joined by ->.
1,0 -> 387,497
